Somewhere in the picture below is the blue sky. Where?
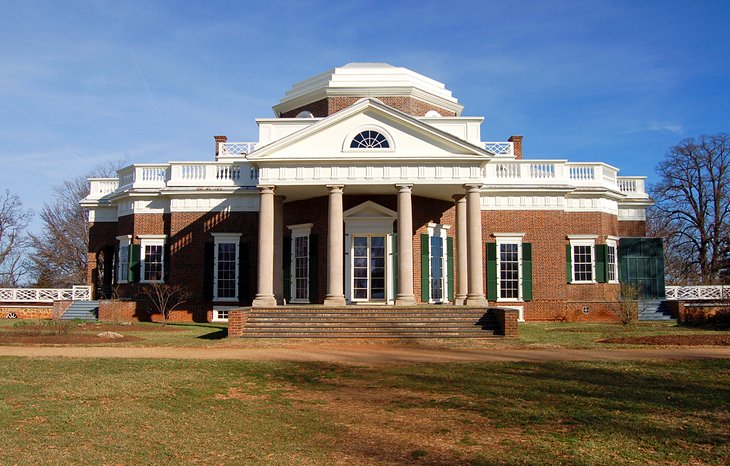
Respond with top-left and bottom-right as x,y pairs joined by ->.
1,0 -> 729,231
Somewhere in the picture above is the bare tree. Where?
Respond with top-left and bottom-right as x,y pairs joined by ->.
650,134 -> 730,284
0,190 -> 32,286
29,163 -> 124,287
142,283 -> 191,324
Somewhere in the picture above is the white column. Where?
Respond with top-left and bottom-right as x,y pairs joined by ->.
252,186 -> 277,307
395,184 -> 417,305
465,184 -> 488,306
453,194 -> 468,305
324,185 -> 346,306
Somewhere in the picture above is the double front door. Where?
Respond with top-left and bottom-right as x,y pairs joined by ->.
351,235 -> 386,302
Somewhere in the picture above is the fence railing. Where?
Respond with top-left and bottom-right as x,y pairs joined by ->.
0,286 -> 92,303
665,285 -> 730,301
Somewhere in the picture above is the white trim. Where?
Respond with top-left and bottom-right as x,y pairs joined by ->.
212,306 -> 236,322
569,237 -> 596,284
427,224 -> 451,304
213,234 -> 241,302
287,224 -> 313,304
139,236 -> 166,284
606,238 -> 619,284
499,305 -> 525,323
494,234 -> 524,302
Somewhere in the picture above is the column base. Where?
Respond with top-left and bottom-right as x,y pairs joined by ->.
323,295 -> 346,306
465,295 -> 489,306
252,295 -> 277,307
454,294 -> 467,305
394,294 -> 417,306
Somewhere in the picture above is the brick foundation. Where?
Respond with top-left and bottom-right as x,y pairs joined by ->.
0,305 -> 53,319
227,309 -> 249,337
491,307 -> 519,337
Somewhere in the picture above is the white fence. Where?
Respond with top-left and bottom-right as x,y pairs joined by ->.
0,286 -> 92,303
665,285 -> 730,301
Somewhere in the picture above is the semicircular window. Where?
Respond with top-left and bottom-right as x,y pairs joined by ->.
350,130 -> 390,149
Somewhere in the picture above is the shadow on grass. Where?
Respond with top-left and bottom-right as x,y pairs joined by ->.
196,328 -> 228,340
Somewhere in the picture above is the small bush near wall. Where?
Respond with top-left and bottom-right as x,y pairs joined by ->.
679,305 -> 730,330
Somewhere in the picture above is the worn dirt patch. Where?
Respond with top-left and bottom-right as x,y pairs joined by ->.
599,334 -> 730,346
0,334 -> 142,344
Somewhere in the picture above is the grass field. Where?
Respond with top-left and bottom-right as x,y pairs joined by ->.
0,357 -> 727,465
1,319 -> 726,349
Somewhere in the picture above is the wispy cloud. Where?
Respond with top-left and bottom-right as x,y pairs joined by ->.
647,122 -> 684,135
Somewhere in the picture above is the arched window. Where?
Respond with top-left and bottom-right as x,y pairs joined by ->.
350,130 -> 390,149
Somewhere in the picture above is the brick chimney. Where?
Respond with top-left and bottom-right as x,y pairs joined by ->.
508,135 -> 523,160
214,135 -> 228,161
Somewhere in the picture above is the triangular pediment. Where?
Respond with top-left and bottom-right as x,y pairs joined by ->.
344,201 -> 397,219
248,99 -> 492,163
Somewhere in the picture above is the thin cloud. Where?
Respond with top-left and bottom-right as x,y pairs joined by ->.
647,122 -> 684,135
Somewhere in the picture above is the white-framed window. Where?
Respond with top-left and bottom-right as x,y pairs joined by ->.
212,233 -> 241,301
568,235 -> 597,284
495,233 -> 525,301
428,223 -> 450,304
138,235 -> 166,283
288,223 -> 313,303
606,236 -> 619,283
343,126 -> 394,152
212,306 -> 235,322
116,235 -> 131,283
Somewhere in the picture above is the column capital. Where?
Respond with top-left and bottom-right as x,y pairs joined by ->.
326,184 -> 344,194
257,185 -> 276,194
395,183 -> 413,193
464,184 -> 483,193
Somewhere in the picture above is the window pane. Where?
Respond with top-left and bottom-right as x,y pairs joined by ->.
573,245 -> 593,281
216,243 -> 237,298
144,244 -> 163,282
499,243 -> 519,299
430,236 -> 444,302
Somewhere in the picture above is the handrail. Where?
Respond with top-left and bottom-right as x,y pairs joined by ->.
0,285 -> 92,303
665,285 -> 730,300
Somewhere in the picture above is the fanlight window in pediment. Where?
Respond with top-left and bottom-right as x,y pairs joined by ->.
350,130 -> 390,149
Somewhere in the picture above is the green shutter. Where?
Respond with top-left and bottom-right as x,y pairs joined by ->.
522,243 -> 533,301
566,244 -> 572,284
282,237 -> 291,303
129,244 -> 141,283
308,234 -> 318,304
446,237 -> 455,303
595,244 -> 607,283
203,243 -> 214,300
487,242 -> 497,301
238,241 -> 250,303
421,234 -> 430,302
392,233 -> 398,296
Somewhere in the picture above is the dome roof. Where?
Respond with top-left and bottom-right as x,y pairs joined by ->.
273,63 -> 463,117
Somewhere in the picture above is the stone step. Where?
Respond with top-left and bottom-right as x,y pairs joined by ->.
241,331 -> 499,339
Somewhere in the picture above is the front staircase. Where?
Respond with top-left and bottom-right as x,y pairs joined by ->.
638,300 -> 675,321
240,306 -> 501,338
60,300 -> 99,321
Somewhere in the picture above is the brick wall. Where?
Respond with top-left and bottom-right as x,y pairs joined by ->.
280,96 -> 457,118
618,220 -> 647,237
227,309 -> 249,337
0,306 -> 53,319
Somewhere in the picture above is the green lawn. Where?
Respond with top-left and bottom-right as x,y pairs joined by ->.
0,357 -> 727,464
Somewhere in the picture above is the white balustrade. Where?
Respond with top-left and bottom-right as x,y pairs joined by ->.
665,285 -> 730,301
483,142 -> 514,156
167,162 -> 256,187
219,142 -> 258,157
88,178 -> 119,198
0,286 -> 91,303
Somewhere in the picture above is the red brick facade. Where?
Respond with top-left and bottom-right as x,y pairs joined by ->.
280,96 -> 457,118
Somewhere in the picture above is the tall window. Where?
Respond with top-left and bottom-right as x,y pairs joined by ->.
425,224 -> 450,304
139,235 -> 166,283
116,235 -> 131,283
213,233 -> 241,301
288,224 -> 313,303
293,236 -> 309,301
494,233 -> 525,301
499,243 -> 520,299
568,236 -> 597,283
430,235 -> 444,302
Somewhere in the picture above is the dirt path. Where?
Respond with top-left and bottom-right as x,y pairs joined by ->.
0,345 -> 729,364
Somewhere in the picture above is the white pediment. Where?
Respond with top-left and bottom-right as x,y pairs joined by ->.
344,201 -> 397,219
248,99 -> 491,163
